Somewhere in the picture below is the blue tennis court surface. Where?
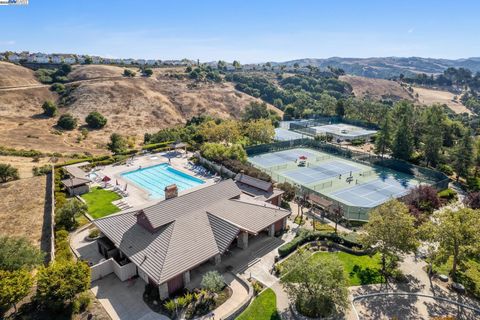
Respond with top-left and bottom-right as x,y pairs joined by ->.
249,149 -> 316,167
283,160 -> 361,185
331,177 -> 417,207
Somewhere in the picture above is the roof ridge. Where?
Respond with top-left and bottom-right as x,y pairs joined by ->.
206,211 -> 253,233
228,198 -> 289,212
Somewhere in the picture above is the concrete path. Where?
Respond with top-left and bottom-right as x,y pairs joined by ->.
91,274 -> 168,320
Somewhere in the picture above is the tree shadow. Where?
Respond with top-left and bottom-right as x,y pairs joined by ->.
350,265 -> 382,285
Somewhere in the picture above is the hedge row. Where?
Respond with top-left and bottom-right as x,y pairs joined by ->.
277,228 -> 362,258
141,141 -> 174,151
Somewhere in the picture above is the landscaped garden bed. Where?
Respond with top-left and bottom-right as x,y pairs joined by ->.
281,251 -> 383,286
81,187 -> 121,219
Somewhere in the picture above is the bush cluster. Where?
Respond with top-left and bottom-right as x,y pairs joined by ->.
277,229 -> 362,258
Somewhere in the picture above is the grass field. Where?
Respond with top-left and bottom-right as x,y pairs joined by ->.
236,288 -> 280,320
282,251 -> 383,286
81,187 -> 121,219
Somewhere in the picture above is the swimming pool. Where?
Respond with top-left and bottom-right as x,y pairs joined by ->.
121,163 -> 205,199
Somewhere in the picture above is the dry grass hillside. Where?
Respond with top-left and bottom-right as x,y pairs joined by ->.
412,86 -> 472,115
340,75 -> 412,101
341,75 -> 471,114
0,63 -> 280,154
0,61 -> 41,87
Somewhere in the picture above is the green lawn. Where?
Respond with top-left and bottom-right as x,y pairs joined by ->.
282,251 -> 383,286
237,288 -> 280,320
81,187 -> 121,219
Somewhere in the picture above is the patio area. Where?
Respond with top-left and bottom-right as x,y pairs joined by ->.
71,226 -> 105,266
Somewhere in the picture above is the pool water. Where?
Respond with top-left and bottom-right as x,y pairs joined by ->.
121,163 -> 205,199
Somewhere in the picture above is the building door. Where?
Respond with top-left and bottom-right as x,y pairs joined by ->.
167,274 -> 184,295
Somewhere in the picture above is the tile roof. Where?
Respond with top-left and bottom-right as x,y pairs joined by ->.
235,173 -> 272,191
94,179 -> 290,284
61,177 -> 90,187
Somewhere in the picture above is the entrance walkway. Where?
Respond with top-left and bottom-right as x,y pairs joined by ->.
91,274 -> 168,320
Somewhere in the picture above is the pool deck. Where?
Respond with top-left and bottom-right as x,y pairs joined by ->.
91,151 -> 216,211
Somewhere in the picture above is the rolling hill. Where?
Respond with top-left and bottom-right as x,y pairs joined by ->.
0,63 -> 280,154
275,57 -> 480,79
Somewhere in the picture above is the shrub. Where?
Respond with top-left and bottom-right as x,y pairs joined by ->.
464,191 -> 480,209
277,229 -> 362,257
42,100 -> 58,117
85,111 -> 107,129
123,69 -> 136,77
438,164 -> 454,176
50,83 -> 66,94
55,230 -> 73,261
403,185 -> 441,214
107,133 -> 127,154
57,113 -> 77,130
88,228 -> 100,238
32,165 -> 52,176
200,271 -> 225,293
350,138 -> 365,146
438,188 -> 457,201
143,68 -> 153,77
72,291 -> 91,314
0,163 -> 20,183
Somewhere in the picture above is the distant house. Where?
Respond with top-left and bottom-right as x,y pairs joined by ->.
63,56 -> 76,64
0,54 -> 5,61
93,179 -> 290,299
77,56 -> 86,64
91,57 -> 101,64
235,173 -> 284,206
8,54 -> 21,62
123,59 -> 134,65
136,59 -> 146,65
146,59 -> 157,66
51,55 -> 62,64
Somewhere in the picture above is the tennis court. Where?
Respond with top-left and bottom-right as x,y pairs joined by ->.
283,160 -> 361,185
249,148 -> 316,168
330,177 -> 417,208
274,128 -> 310,141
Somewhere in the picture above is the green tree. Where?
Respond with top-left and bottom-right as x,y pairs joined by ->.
84,56 -> 93,64
244,119 -> 275,145
242,101 -> 270,121
107,133 -> 127,154
277,182 -> 295,202
374,114 -> 393,157
57,113 -> 77,130
432,208 -> 479,280
423,105 -> 444,167
232,60 -> 241,70
452,129 -> 474,181
0,269 -> 33,313
360,200 -> 418,285
85,111 -> 107,129
281,249 -> 349,318
42,100 -> 58,117
200,271 -> 225,293
55,198 -> 87,231
36,260 -> 90,310
0,163 -> 19,183
391,115 -> 413,160
217,60 -> 227,71
335,99 -> 346,118
0,236 -> 44,271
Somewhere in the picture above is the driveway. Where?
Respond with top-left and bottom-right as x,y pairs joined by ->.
91,274 -> 169,320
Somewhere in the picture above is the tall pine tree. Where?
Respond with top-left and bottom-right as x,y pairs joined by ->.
453,128 -> 474,181
392,115 -> 414,161
423,105 -> 444,167
374,113 -> 393,158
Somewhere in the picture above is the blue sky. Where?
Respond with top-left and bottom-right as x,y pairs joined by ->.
0,0 -> 479,63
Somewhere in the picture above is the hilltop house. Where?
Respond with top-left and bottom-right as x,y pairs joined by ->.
51,55 -> 62,64
64,56 -> 76,64
93,179 -> 290,299
8,54 -> 21,62
146,59 -> 157,66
